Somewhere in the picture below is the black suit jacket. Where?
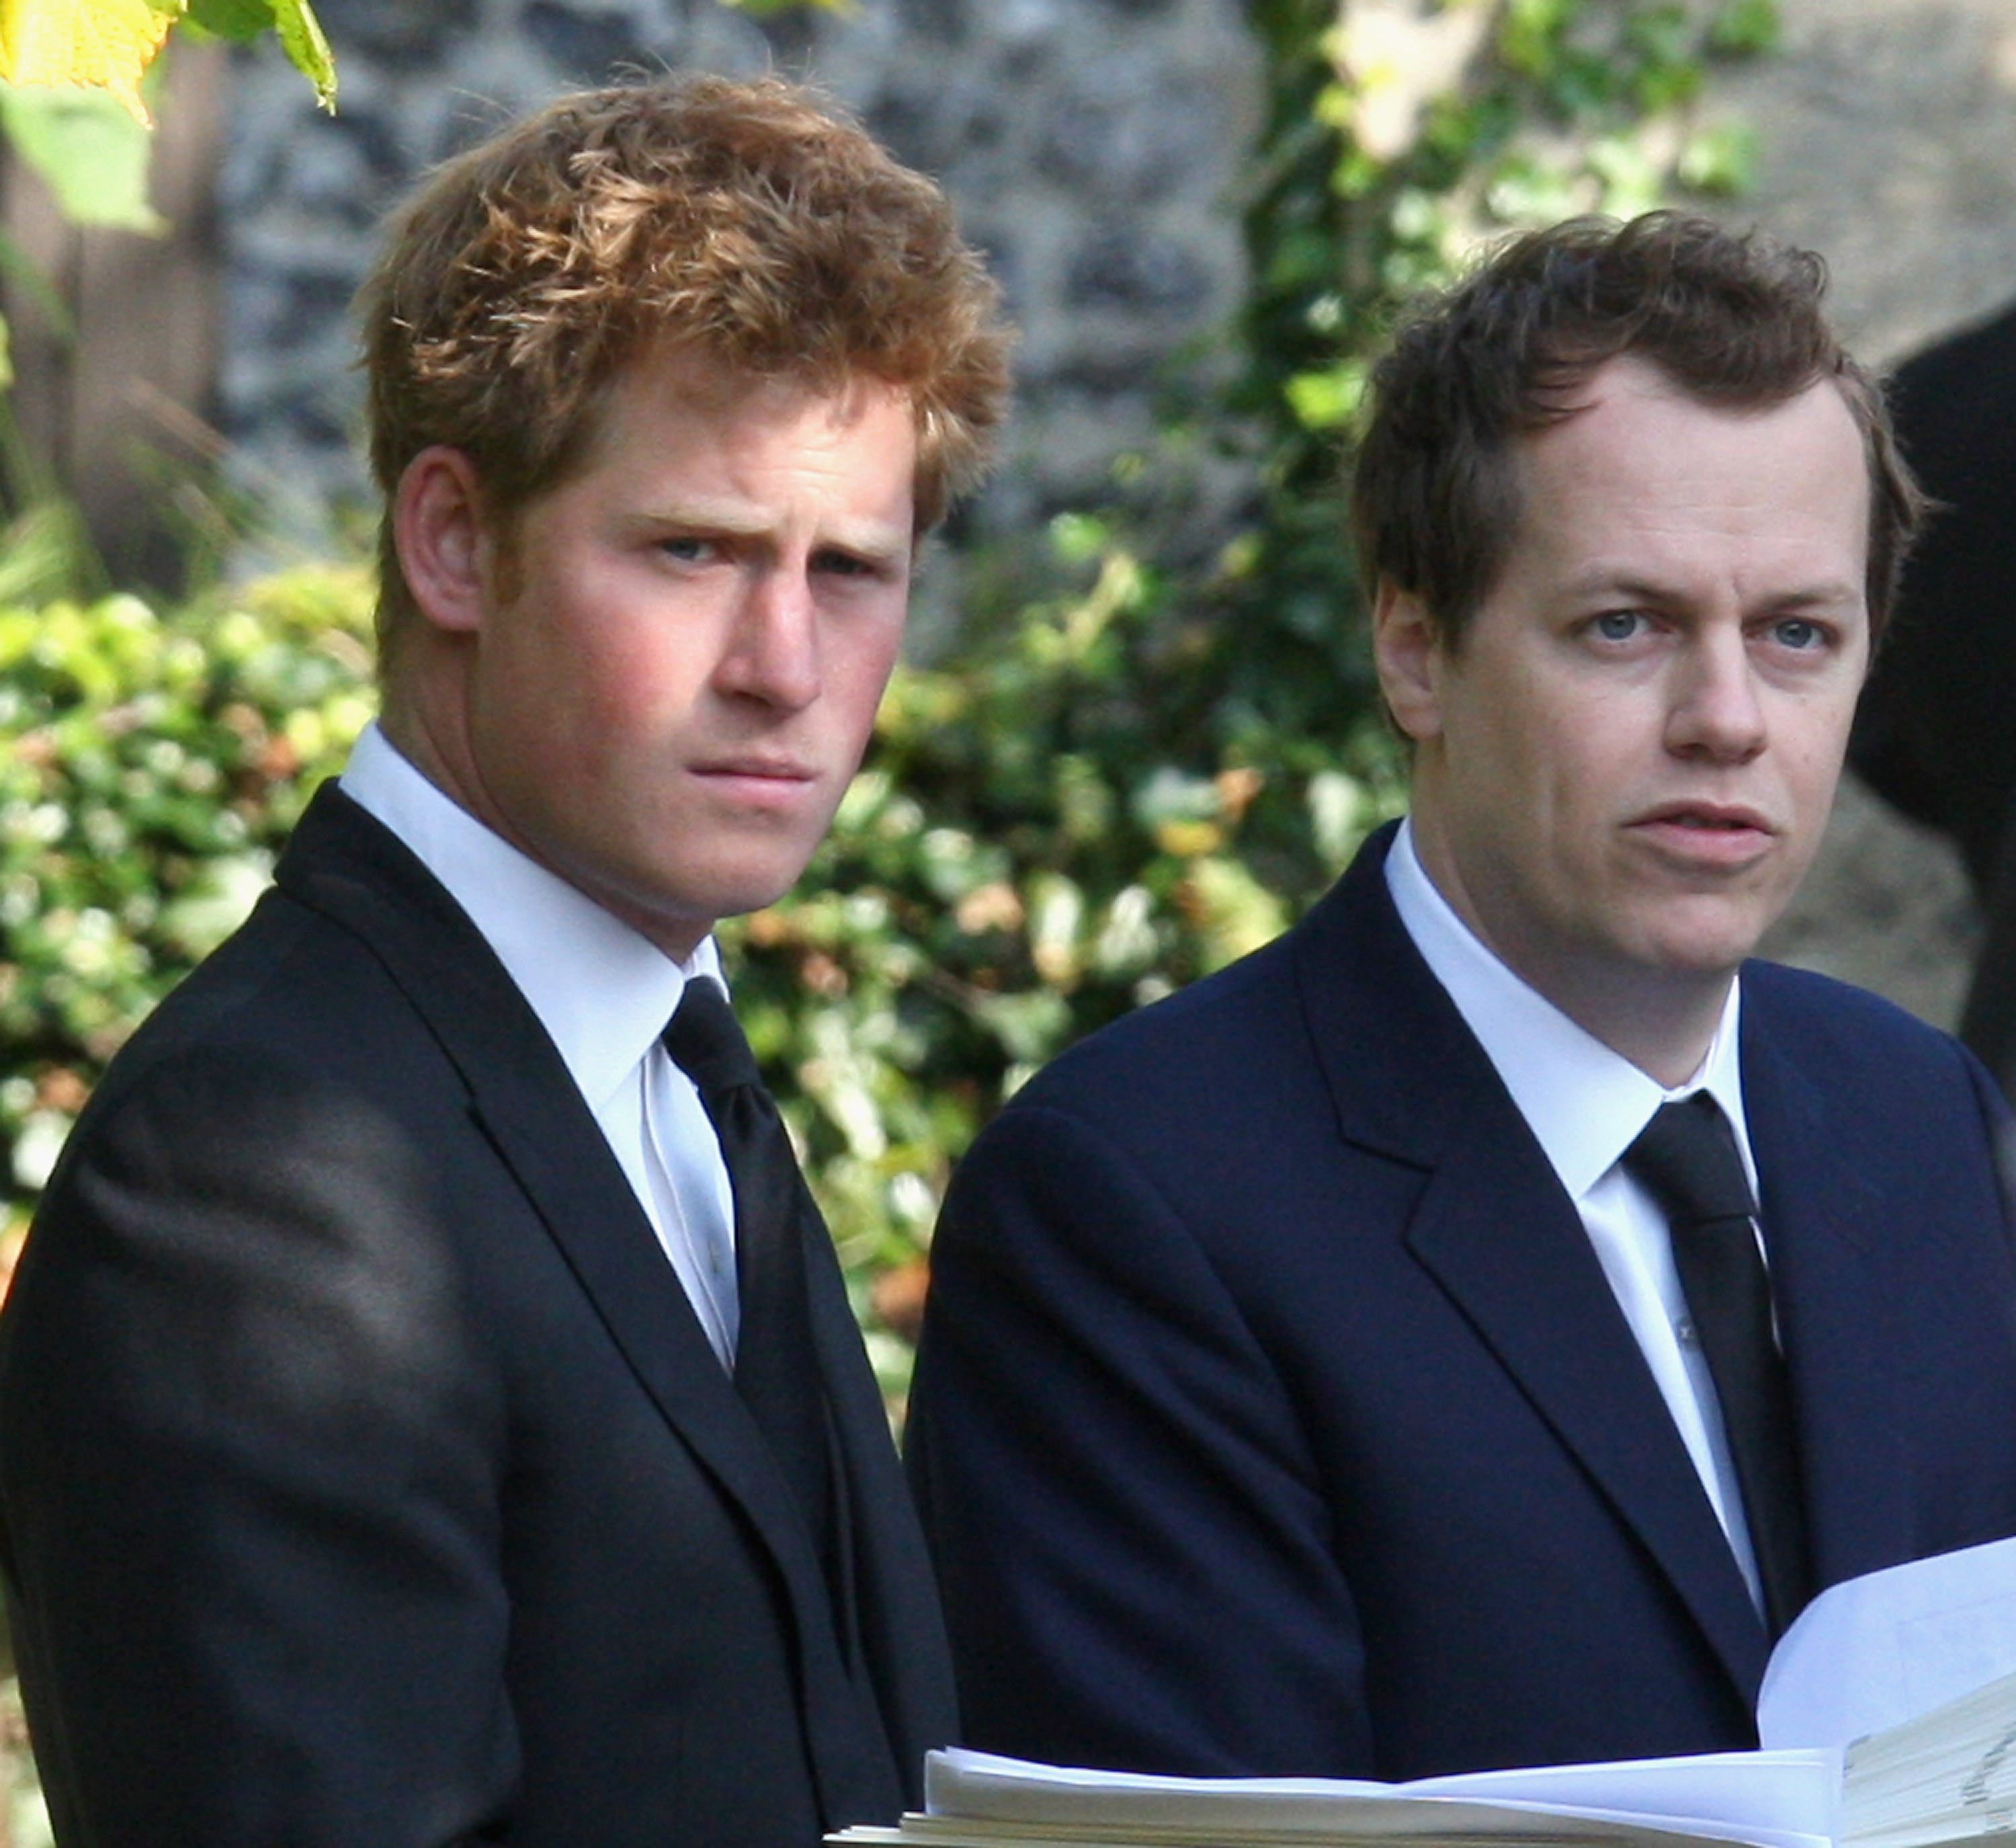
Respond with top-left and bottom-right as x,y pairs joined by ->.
0,785 -> 956,1845
908,823 -> 2016,1782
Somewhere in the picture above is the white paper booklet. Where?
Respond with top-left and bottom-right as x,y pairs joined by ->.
852,1741 -> 1841,1848
829,1536 -> 2016,1848
1761,1535 -> 2016,1749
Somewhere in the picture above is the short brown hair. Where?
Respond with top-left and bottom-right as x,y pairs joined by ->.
1350,211 -> 1923,646
358,74 -> 1013,658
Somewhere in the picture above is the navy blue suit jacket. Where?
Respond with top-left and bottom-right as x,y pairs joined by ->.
0,786 -> 956,1846
907,823 -> 2016,1781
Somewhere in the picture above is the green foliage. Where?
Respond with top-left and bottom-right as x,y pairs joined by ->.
0,1 -> 334,239
180,0 -> 335,110
0,80 -> 158,230
0,2 -> 334,670
1224,0 -> 1780,739
0,567 -> 374,1242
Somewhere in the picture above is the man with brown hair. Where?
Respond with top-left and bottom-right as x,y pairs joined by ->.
0,75 -> 1011,1846
909,212 -> 2016,1781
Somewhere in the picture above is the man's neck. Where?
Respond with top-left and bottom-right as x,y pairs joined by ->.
1544,963 -> 1734,1089
1401,823 -> 1736,1088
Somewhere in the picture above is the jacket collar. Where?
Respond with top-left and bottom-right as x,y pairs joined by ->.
1737,986 -> 1913,1589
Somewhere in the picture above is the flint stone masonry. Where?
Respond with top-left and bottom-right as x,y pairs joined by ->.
1716,0 -> 2016,1027
218,0 -> 1262,568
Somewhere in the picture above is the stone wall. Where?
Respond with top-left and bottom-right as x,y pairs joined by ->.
218,0 -> 1262,575
1718,0 -> 2016,1026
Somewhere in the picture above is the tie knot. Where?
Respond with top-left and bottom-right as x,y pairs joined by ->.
662,979 -> 763,1099
1622,1093 -> 1757,1227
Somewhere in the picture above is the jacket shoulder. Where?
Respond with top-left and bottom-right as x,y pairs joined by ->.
1001,824 -> 1432,1128
1742,958 -> 1979,1069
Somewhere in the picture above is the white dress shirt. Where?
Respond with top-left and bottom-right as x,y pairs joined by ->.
1385,819 -> 1768,1610
341,722 -> 743,1367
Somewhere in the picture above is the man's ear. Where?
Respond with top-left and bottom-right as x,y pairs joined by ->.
1372,579 -> 1446,744
393,446 -> 493,634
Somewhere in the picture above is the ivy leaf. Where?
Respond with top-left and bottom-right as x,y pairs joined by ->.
1283,360 -> 1366,434
0,0 -> 176,124
269,0 -> 333,109
1708,0 -> 1779,57
0,76 -> 160,227
183,0 -> 333,109
181,0 -> 271,34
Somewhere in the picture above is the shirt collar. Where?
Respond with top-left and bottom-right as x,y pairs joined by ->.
340,723 -> 722,1111
1385,817 -> 1751,1200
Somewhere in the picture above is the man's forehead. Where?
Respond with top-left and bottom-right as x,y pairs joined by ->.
626,337 -> 911,421
1500,358 -> 1870,536
545,342 -> 919,507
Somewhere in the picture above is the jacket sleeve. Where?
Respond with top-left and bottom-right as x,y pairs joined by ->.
0,1043 -> 517,1847
905,1098 -> 1376,1779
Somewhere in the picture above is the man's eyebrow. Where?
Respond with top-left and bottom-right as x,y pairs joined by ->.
1756,587 -> 1866,617
1559,566 -> 1863,610
1558,568 -> 1667,602
620,495 -> 771,537
619,499 -> 913,562
810,520 -> 913,564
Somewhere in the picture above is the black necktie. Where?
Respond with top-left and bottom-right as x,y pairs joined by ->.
1622,1092 -> 1811,1637
663,980 -> 836,1578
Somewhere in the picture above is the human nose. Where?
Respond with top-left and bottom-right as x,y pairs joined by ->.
714,569 -> 821,711
1665,628 -> 1765,762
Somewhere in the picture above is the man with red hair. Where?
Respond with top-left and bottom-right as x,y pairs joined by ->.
0,75 -> 1011,1847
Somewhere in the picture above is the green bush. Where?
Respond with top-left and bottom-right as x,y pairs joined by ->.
0,569 -> 376,1263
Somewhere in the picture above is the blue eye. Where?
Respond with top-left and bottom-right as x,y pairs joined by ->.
1593,610 -> 1643,642
1773,618 -> 1822,650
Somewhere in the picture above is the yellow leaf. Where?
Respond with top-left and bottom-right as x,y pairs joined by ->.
0,0 -> 177,125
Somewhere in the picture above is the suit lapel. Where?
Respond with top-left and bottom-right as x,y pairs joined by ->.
1739,984 -> 1914,1588
467,1051 -> 833,1595
274,787 -> 872,1745
470,1054 -> 906,1818
1401,1141 -> 1771,1696
1294,829 -> 1771,1700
